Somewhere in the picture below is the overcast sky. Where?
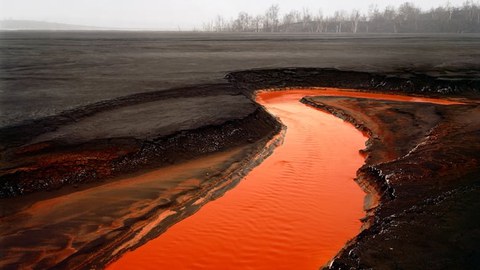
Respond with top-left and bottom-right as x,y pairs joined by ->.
0,0 -> 469,30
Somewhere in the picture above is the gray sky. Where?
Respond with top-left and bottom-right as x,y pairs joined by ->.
0,0 -> 469,30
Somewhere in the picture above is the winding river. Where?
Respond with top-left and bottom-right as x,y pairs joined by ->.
108,89 -> 371,269
0,89 -> 463,270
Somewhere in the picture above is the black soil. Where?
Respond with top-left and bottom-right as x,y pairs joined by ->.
1,32 -> 480,270
2,32 -> 480,128
302,96 -> 480,270
0,84 -> 279,197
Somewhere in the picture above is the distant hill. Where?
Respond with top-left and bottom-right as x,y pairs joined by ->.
0,20 -> 105,30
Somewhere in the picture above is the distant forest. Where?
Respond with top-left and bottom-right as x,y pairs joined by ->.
202,1 -> 480,33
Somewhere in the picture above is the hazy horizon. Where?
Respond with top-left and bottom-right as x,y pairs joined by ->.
0,0 -> 471,30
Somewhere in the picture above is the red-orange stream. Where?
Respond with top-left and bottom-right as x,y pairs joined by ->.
108,89 -> 462,269
108,89 -> 374,269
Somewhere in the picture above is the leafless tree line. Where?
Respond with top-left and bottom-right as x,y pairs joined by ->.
202,1 -> 480,33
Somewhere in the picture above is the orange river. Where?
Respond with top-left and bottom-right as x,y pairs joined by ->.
108,89 -> 461,270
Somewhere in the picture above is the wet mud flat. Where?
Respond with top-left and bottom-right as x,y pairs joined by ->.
1,62 -> 480,270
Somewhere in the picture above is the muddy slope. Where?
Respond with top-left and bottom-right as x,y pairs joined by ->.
301,96 -> 480,269
0,84 -> 280,197
225,67 -> 479,268
3,67 -> 479,197
1,66 -> 479,269
228,68 -> 480,97
0,82 -> 283,269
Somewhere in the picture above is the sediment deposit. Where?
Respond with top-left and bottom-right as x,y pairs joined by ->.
301,96 -> 480,269
1,66 -> 479,269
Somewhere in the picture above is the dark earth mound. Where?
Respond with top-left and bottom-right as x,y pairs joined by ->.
302,96 -> 480,269
0,84 -> 278,197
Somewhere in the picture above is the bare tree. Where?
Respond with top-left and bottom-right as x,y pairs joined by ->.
214,15 -> 225,32
398,2 -> 421,31
350,9 -> 361,33
383,6 -> 397,33
202,21 -> 213,31
301,7 -> 312,30
232,12 -> 251,31
314,9 -> 324,32
265,4 -> 280,32
252,15 -> 263,32
282,10 -> 301,31
203,1 -> 480,33
334,10 -> 347,32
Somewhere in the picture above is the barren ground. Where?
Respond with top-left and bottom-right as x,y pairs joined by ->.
2,32 -> 480,127
1,32 -> 480,270
302,96 -> 480,269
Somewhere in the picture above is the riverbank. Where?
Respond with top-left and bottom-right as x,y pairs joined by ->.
107,90 -> 368,270
1,67 -> 479,269
0,84 -> 279,197
301,95 -> 480,269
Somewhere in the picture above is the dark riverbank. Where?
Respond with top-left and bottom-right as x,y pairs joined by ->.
301,95 -> 480,269
228,68 -> 479,269
0,84 -> 279,197
3,67 -> 478,198
1,62 -> 479,269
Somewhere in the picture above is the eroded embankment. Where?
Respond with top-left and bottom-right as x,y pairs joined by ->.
300,96 -> 480,269
0,82 -> 284,269
0,124 -> 283,270
1,68 -> 479,270
106,88 -> 480,270
107,90 -> 368,270
224,68 -> 479,268
2,68 -> 478,197
227,68 -> 480,98
0,84 -> 279,198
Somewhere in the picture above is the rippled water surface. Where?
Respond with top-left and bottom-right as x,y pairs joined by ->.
108,90 -> 370,269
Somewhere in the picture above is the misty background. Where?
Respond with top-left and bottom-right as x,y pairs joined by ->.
0,0 -> 472,30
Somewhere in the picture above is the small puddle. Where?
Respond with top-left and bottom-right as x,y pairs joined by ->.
108,89 -> 371,269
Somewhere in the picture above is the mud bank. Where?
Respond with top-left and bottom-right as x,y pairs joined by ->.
2,68 -> 478,197
0,85 -> 279,197
228,68 -> 480,97
0,142 -> 286,270
226,68 -> 479,269
108,90 -> 367,270
0,83 -> 282,269
301,96 -> 480,269
1,67 -> 479,269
